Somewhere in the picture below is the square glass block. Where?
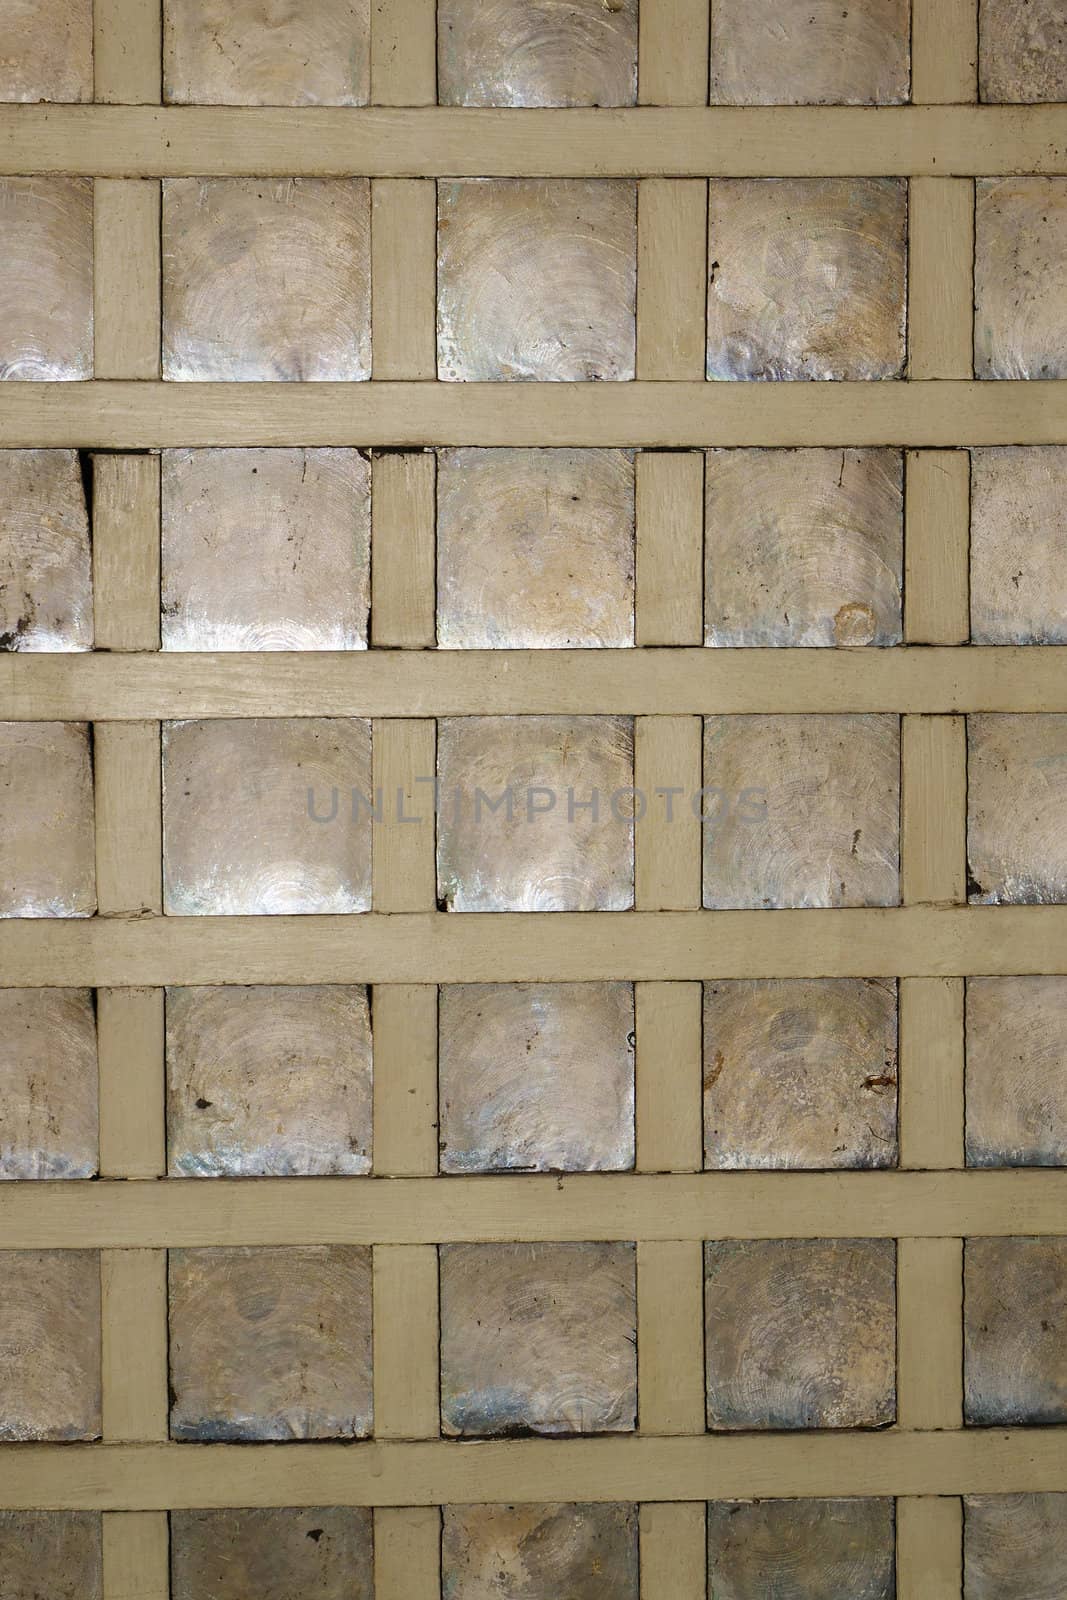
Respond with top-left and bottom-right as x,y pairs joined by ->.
439,983 -> 635,1173
967,714 -> 1067,905
162,177 -> 371,381
437,0 -> 637,106
709,0 -> 909,105
704,1238 -> 896,1430
970,447 -> 1067,644
707,1499 -> 895,1600
0,177 -> 92,380
436,715 -> 635,912
0,1514 -> 101,1600
0,721 -> 96,917
0,0 -> 91,101
967,978 -> 1067,1168
964,1495 -> 1067,1599
704,448 -> 903,647
706,179 -> 907,382
168,1245 -> 373,1440
162,448 -> 370,650
437,180 -> 637,382
0,449 -> 92,651
166,985 -> 372,1177
162,717 -> 372,915
171,1509 -> 374,1600
703,979 -> 898,1171
0,988 -> 97,1179
436,448 -> 635,648
0,1250 -> 100,1440
702,714 -> 900,910
164,0 -> 370,105
975,179 -> 1067,380
439,1241 -> 637,1436
964,1236 -> 1067,1426
979,0 -> 1067,102
442,1504 -> 639,1600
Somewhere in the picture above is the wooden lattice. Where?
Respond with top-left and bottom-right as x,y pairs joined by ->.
0,0 -> 1065,1595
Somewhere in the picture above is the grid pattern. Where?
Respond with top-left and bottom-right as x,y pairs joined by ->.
1,1 -> 1066,1597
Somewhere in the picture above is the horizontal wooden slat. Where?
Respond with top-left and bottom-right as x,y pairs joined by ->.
2,647 -> 1066,720
0,106 -> 1063,176
0,1431 -> 1063,1510
1,906 -> 1065,988
0,381 -> 1063,449
0,1170 -> 1062,1249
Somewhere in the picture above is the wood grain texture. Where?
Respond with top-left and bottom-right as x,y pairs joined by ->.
371,985 -> 439,1176
374,1507 -> 440,1600
96,987 -> 166,1181
634,717 -> 702,909
901,715 -> 967,905
0,1170 -> 1061,1248
896,1498 -> 963,1600
91,454 -> 161,652
93,0 -> 162,102
4,105 -> 1061,177
371,719 -> 437,910
371,181 -> 436,378
92,181 -> 160,380
638,0 -> 708,104
370,0 -> 435,104
634,981 -> 702,1174
101,1251 -> 168,1442
102,1512 -> 169,1600
637,181 -> 707,377
370,450 -> 436,647
372,1246 -> 440,1438
93,722 -> 162,916
8,648 -> 1067,721
912,0 -> 978,103
634,452 -> 704,645
908,178 -> 975,379
639,1504 -> 705,1600
636,1242 -> 705,1434
0,1432 -> 1063,1510
903,450 -> 970,644
898,977 -> 965,1169
2,907 -> 1067,988
897,1238 -> 964,1429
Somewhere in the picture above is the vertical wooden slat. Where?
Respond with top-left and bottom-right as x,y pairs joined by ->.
896,1498 -> 963,1600
102,1513 -> 169,1600
371,180 -> 437,379
908,179 -> 975,380
636,1241 -> 705,1435
371,0 -> 436,104
637,180 -> 707,379
901,715 -> 967,906
634,980 -> 703,1174
372,1245 -> 440,1439
897,1238 -> 964,1430
92,454 -> 161,651
634,451 -> 704,646
371,451 -> 436,649
94,722 -> 162,916
97,987 -> 166,1180
372,984 -> 439,1176
374,1508 -> 441,1600
93,0 -> 163,102
899,977 -> 965,1170
638,0 -> 709,104
93,181 -> 161,380
372,718 -> 437,911
904,450 -> 970,645
911,0 -> 978,104
634,716 -> 702,911
640,1504 -> 706,1600
101,1249 -> 169,1441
